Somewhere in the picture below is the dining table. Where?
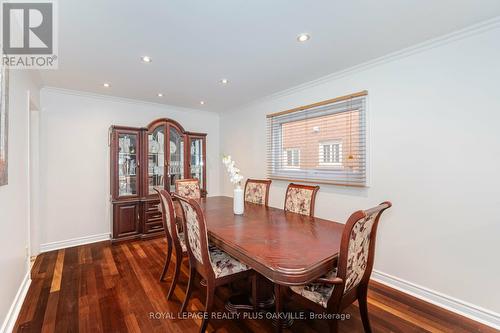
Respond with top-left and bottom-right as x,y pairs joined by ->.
197,196 -> 346,330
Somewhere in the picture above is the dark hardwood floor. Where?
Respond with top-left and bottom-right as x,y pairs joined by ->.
14,238 -> 497,333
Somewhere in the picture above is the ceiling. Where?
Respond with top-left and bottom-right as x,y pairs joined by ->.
40,0 -> 500,112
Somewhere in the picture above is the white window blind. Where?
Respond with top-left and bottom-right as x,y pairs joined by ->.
266,91 -> 367,186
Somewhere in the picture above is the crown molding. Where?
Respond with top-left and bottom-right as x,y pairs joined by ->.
233,16 -> 500,111
40,87 -> 220,116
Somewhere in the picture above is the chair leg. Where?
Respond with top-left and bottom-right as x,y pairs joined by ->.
159,241 -> 172,282
358,287 -> 372,333
200,284 -> 215,333
180,266 -> 195,313
167,252 -> 182,300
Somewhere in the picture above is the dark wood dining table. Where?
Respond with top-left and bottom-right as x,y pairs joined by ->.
195,196 -> 346,331
199,196 -> 345,286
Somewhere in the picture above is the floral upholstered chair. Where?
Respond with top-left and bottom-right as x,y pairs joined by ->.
284,183 -> 320,217
174,178 -> 202,228
244,179 -> 272,206
175,194 -> 252,333
175,178 -> 201,199
288,202 -> 392,333
154,188 -> 188,300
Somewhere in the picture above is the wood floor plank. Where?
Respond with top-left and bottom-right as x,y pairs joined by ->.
40,291 -> 59,333
17,251 -> 58,333
54,247 -> 80,333
13,238 -> 498,333
367,286 -> 452,332
19,279 -> 44,325
368,298 -> 438,332
30,255 -> 44,279
49,250 -> 65,293
78,245 -> 93,265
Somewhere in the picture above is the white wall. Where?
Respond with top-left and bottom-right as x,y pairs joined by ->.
38,89 -> 221,247
220,25 -> 500,316
0,70 -> 41,332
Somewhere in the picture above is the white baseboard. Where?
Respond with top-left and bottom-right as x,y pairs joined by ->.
40,232 -> 110,253
372,270 -> 500,330
0,272 -> 31,333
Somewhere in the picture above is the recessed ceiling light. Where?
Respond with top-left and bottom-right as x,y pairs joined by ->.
141,56 -> 152,63
297,33 -> 310,42
157,93 -> 163,97
200,101 -> 205,105
103,82 -> 111,88
220,78 -> 229,84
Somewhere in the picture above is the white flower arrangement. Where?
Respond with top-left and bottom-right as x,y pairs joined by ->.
222,155 -> 244,186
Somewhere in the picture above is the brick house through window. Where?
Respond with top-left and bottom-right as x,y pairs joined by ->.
281,110 -> 360,170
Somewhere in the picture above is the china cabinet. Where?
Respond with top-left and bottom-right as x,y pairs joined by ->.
110,118 -> 207,241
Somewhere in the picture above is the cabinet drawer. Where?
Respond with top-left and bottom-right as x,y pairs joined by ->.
145,221 -> 163,233
146,210 -> 162,222
145,199 -> 161,212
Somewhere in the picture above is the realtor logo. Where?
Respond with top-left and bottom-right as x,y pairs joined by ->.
1,1 -> 58,69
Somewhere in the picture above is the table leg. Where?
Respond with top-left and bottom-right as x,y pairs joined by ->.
226,273 -> 275,312
224,275 -> 293,329
252,274 -> 275,308
271,282 -> 293,329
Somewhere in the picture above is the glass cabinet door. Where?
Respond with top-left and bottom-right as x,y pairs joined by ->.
118,133 -> 138,196
190,138 -> 204,189
147,125 -> 165,195
168,126 -> 184,192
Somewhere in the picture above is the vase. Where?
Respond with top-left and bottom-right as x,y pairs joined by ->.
233,185 -> 244,215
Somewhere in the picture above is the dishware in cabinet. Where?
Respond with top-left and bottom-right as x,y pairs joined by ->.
110,127 -> 142,200
187,133 -> 207,196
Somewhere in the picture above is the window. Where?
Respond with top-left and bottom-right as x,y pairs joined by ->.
283,148 -> 300,168
266,91 -> 367,186
319,141 -> 342,166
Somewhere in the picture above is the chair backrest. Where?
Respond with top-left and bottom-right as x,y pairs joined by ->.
175,178 -> 201,199
284,183 -> 320,216
244,179 -> 272,206
154,188 -> 180,244
174,194 -> 213,277
333,202 -> 392,301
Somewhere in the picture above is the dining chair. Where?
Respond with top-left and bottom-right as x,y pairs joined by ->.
175,178 -> 201,199
284,183 -> 320,217
154,188 -> 188,300
287,201 -> 392,333
175,194 -> 252,333
174,178 -> 202,227
244,178 -> 272,206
